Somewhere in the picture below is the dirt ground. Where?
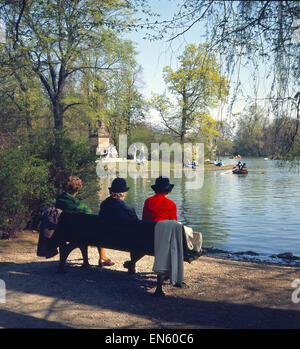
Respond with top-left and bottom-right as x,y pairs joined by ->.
0,230 -> 299,329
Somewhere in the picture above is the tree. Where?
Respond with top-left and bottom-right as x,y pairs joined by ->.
150,1 -> 299,87
215,120 -> 235,156
129,121 -> 177,157
0,68 -> 48,132
151,44 -> 228,143
146,1 -> 300,156
102,43 -> 146,147
233,105 -> 268,156
0,0 -> 138,137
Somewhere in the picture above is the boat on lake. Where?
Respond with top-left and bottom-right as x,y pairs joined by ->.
232,169 -> 248,174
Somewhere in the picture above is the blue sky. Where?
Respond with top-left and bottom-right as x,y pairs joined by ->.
124,1 -> 297,126
125,1 -> 192,98
124,0 -> 261,125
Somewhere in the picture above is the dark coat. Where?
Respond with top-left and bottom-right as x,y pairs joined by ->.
98,197 -> 139,223
37,207 -> 62,258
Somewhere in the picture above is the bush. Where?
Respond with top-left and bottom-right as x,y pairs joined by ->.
27,132 -> 97,192
0,132 -> 97,237
0,148 -> 55,237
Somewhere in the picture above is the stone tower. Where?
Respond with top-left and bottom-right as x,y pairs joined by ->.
96,122 -> 110,155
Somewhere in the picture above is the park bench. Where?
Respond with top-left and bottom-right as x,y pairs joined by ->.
42,211 -> 201,296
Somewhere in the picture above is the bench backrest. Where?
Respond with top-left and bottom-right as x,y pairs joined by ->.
53,212 -> 157,254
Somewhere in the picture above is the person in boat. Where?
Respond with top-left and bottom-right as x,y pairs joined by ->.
216,160 -> 223,167
241,162 -> 247,170
233,161 -> 242,171
56,176 -> 114,267
142,176 -> 177,222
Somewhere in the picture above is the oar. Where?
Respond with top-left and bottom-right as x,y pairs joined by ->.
247,169 -> 265,174
221,166 -> 242,175
220,170 -> 233,175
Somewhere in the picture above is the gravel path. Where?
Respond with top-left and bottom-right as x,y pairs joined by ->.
0,231 -> 299,329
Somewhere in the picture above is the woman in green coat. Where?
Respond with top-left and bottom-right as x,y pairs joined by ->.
56,176 -> 114,267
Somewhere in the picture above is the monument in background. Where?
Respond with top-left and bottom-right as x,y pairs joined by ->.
96,123 -> 119,160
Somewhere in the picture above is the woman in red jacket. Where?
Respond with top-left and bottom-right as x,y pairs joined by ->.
142,176 -> 177,221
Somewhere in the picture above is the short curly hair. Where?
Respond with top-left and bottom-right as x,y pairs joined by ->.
110,192 -> 127,199
64,176 -> 83,195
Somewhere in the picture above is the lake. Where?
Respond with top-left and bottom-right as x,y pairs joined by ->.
87,158 -> 300,262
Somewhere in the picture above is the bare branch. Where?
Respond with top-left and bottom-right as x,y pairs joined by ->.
13,0 -> 27,48
168,0 -> 215,42
63,102 -> 84,113
160,111 -> 181,136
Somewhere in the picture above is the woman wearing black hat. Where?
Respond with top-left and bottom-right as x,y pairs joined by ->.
142,176 -> 177,222
98,177 -> 139,223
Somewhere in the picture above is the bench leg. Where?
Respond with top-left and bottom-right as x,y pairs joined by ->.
57,242 -> 80,273
79,244 -> 90,268
57,243 -> 70,273
123,252 -> 145,275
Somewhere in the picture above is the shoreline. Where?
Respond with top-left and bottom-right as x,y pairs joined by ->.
202,247 -> 300,267
2,229 -> 299,268
98,162 -> 234,175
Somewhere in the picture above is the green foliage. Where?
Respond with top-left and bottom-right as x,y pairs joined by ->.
100,42 -> 146,146
216,139 -> 234,157
151,44 -> 229,143
0,0 -> 143,133
130,122 -> 176,154
147,1 -> 299,157
0,131 -> 98,236
230,104 -> 300,158
0,148 -> 55,236
153,1 -> 300,96
0,1 -> 148,236
27,131 -> 97,192
233,105 -> 268,156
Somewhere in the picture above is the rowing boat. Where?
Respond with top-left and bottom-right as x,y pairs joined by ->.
232,169 -> 248,174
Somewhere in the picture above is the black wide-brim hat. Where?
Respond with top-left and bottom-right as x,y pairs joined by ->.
151,176 -> 174,193
109,178 -> 130,193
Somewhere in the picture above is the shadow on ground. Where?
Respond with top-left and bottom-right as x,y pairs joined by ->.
0,260 -> 299,329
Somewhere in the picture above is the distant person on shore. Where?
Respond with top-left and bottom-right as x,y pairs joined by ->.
99,177 -> 139,223
132,143 -> 137,160
216,160 -> 223,167
55,176 -> 114,267
138,145 -> 146,165
142,176 -> 177,222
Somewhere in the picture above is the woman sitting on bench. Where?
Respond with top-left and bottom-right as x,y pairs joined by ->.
142,176 -> 177,222
56,176 -> 114,267
98,177 -> 139,223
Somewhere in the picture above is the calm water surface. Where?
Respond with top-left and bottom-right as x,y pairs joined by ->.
88,158 -> 300,258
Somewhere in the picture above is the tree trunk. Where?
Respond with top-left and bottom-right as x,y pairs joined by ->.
53,99 -> 64,131
180,89 -> 188,144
